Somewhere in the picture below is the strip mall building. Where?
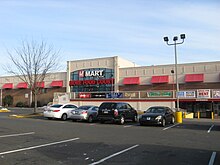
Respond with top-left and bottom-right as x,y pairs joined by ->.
1,56 -> 220,117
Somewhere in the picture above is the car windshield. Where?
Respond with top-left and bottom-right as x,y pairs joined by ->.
50,104 -> 63,108
78,106 -> 92,110
146,107 -> 165,113
100,103 -> 116,109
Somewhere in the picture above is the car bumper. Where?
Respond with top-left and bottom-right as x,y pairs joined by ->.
70,114 -> 88,120
139,118 -> 162,125
43,111 -> 61,119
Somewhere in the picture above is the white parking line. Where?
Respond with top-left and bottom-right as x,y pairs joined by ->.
163,123 -> 180,131
0,132 -> 35,138
208,152 -> 216,165
89,144 -> 139,165
124,125 -> 132,128
0,137 -> 79,155
207,125 -> 214,133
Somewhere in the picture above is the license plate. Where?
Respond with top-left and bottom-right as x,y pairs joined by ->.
147,117 -> 151,120
104,111 -> 108,114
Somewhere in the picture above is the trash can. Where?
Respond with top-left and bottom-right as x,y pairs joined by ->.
175,111 -> 182,123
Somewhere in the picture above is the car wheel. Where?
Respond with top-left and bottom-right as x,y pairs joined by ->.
161,118 -> 166,127
61,114 -> 67,121
139,122 -> 144,126
119,115 -> 125,125
88,115 -> 93,123
47,117 -> 52,120
132,115 -> 138,122
170,116 -> 175,124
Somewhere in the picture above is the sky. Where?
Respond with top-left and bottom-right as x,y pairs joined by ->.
0,0 -> 219,75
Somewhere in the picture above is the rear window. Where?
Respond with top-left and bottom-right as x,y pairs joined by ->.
78,106 -> 91,110
99,103 -> 116,109
147,107 -> 166,113
50,104 -> 63,108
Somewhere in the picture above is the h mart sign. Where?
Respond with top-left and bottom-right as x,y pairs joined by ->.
79,70 -> 104,78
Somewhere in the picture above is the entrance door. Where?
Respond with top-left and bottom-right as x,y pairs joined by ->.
213,102 -> 220,116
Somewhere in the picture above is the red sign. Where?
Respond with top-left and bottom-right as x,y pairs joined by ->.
79,93 -> 91,98
69,78 -> 114,86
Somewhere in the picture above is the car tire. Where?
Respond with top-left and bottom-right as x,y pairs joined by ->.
132,115 -> 138,122
119,115 -> 125,125
61,114 -> 67,121
161,118 -> 166,127
139,122 -> 144,126
170,116 -> 175,124
47,117 -> 52,120
88,115 -> 93,123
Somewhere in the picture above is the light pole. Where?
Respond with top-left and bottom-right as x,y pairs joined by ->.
163,34 -> 186,111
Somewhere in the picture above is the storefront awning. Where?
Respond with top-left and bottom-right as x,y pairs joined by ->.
185,74 -> 204,82
17,82 -> 28,89
50,80 -> 63,87
36,82 -> 45,88
123,77 -> 140,85
151,75 -> 169,84
2,83 -> 13,89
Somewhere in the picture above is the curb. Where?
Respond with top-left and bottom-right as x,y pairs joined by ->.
9,113 -> 43,118
0,110 -> 11,112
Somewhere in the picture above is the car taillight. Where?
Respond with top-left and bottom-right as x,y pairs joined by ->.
114,109 -> 118,116
53,110 -> 60,112
82,110 -> 88,114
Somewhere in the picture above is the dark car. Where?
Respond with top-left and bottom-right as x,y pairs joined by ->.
97,102 -> 138,125
139,106 -> 175,127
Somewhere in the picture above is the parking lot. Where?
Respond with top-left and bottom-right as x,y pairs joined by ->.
0,109 -> 220,165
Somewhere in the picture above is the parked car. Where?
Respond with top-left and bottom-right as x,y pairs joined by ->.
70,105 -> 99,123
43,103 -> 78,121
139,106 -> 175,127
97,102 -> 137,125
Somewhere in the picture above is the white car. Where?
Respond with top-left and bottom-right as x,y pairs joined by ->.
43,103 -> 78,120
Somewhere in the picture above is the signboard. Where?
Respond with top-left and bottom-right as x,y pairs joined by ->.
147,91 -> 172,97
106,92 -> 123,98
124,92 -> 138,98
178,91 -> 196,98
79,93 -> 91,98
69,78 -> 114,86
79,70 -> 104,78
91,93 -> 106,98
213,90 -> 220,98
197,89 -> 211,98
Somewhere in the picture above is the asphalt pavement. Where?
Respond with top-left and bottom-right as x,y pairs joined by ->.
0,109 -> 219,165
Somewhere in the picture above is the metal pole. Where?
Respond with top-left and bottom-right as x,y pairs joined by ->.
174,42 -> 179,111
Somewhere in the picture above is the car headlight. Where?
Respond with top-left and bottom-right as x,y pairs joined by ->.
155,116 -> 162,120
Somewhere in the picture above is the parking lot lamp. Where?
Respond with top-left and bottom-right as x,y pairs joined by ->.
163,34 -> 186,111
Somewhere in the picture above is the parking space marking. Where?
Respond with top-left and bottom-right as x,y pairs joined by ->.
208,152 -> 216,165
124,125 -> 132,128
0,137 -> 79,156
163,123 -> 180,131
207,125 -> 214,133
89,144 -> 139,165
0,132 -> 35,138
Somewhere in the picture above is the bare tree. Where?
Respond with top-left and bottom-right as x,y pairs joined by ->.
5,40 -> 61,113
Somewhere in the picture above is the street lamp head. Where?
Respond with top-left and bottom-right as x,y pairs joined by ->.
173,36 -> 178,41
180,34 -> 186,39
163,37 -> 169,42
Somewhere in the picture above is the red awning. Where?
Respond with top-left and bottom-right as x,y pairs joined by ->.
2,83 -> 13,89
17,82 -> 28,89
185,74 -> 204,82
123,77 -> 140,85
36,82 -> 45,88
151,75 -> 169,84
50,80 -> 63,87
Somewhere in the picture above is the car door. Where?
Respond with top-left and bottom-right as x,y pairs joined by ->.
165,108 -> 172,122
63,104 -> 77,118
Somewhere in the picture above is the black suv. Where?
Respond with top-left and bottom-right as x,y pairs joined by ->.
97,102 -> 138,124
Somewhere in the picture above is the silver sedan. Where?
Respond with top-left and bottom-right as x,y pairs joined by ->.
70,105 -> 99,123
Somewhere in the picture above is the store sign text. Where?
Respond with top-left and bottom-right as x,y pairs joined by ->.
69,78 -> 114,86
79,70 -> 104,78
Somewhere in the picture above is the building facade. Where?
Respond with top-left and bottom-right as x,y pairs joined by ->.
1,56 -> 220,116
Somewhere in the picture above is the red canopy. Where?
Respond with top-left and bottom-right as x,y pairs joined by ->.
123,77 -> 140,85
2,83 -> 13,89
17,82 -> 28,89
50,80 -> 63,87
151,75 -> 169,84
185,74 -> 204,82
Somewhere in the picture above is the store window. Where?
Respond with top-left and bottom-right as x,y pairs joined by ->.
70,68 -> 114,92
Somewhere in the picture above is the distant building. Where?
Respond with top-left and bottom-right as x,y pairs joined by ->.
1,56 -> 220,116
